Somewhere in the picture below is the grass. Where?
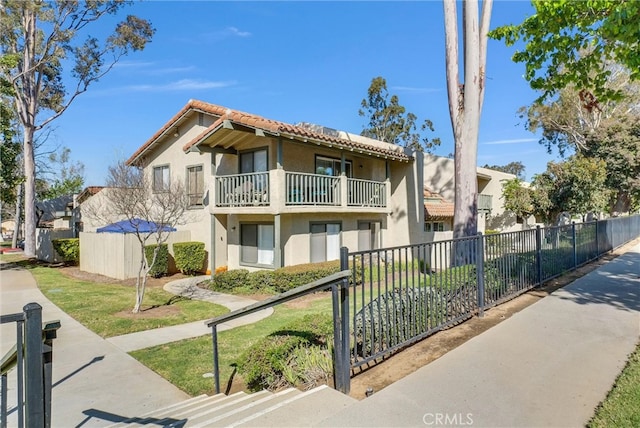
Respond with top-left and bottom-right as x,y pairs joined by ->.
131,292 -> 334,396
588,343 -> 640,427
2,255 -> 227,338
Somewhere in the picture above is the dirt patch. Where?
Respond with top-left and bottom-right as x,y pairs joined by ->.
114,304 -> 183,319
348,238 -> 640,400
58,265 -> 190,289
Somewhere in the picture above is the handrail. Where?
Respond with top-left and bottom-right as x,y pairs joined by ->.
204,270 -> 350,328
205,268 -> 352,395
0,320 -> 60,377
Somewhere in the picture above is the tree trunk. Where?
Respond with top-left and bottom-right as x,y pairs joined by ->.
12,183 -> 23,248
22,125 -> 37,257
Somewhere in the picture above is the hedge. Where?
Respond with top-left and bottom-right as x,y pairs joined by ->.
145,243 -> 169,278
208,260 -> 341,294
237,314 -> 333,391
173,241 -> 206,275
51,238 -> 79,265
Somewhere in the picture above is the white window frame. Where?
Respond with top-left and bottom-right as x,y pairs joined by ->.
186,164 -> 204,208
425,221 -> 445,232
153,165 -> 170,192
240,223 -> 274,267
310,222 -> 341,262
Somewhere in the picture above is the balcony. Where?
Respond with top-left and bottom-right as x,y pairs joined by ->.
478,193 -> 493,213
214,171 -> 388,211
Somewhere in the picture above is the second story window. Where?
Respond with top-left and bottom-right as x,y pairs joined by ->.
187,165 -> 204,207
153,165 -> 170,192
315,155 -> 352,177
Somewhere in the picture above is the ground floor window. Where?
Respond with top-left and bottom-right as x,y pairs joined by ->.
310,222 -> 341,262
358,221 -> 381,251
425,221 -> 445,232
240,223 -> 274,266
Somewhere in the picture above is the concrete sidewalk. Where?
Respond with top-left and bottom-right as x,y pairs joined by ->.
318,242 -> 640,427
106,276 -> 273,352
0,263 -> 190,427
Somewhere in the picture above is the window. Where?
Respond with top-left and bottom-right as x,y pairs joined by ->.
187,165 -> 204,207
315,155 -> 352,177
153,165 -> 170,192
358,221 -> 381,251
241,223 -> 274,266
425,221 -> 445,232
310,223 -> 341,262
240,149 -> 268,173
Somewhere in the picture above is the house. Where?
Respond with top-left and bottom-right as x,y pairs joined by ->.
422,154 -> 524,234
125,100 -> 425,272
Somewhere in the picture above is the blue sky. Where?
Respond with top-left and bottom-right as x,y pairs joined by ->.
48,1 -> 565,186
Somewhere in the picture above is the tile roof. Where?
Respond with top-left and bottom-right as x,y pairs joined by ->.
424,188 -> 454,219
127,100 -> 413,165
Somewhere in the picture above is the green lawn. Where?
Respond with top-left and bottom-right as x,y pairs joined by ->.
589,343 -> 640,427
2,256 -> 227,338
131,293 -> 334,396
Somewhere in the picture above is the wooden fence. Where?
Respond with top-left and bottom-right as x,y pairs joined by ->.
79,230 -> 191,280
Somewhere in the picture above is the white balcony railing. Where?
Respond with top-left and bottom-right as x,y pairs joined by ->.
215,172 -> 269,207
214,171 -> 388,209
285,172 -> 340,206
347,178 -> 387,207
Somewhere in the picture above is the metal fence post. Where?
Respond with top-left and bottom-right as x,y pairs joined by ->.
535,226 -> 543,286
338,247 -> 351,394
595,220 -> 600,258
23,303 -> 44,428
475,233 -> 485,318
572,222 -> 577,268
211,326 -> 220,395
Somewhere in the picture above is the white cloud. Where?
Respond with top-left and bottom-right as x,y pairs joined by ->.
227,26 -> 252,37
148,66 -> 197,75
482,138 -> 537,145
124,79 -> 237,92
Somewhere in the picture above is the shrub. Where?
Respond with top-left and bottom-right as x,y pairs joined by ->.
205,260 -> 341,295
145,243 -> 169,278
238,314 -> 333,391
51,238 -> 79,265
173,241 -> 206,275
211,269 -> 249,292
270,260 -> 341,293
354,287 -> 444,357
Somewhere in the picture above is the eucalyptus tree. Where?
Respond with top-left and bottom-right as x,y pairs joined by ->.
443,0 -> 493,238
0,0 -> 154,257
359,76 -> 441,152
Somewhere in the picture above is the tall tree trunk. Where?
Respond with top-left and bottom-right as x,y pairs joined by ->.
443,0 -> 492,239
22,125 -> 36,257
12,183 -> 23,249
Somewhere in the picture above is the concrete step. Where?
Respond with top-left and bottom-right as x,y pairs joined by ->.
233,385 -> 358,427
186,388 -> 301,427
106,394 -> 210,427
106,392 -> 249,427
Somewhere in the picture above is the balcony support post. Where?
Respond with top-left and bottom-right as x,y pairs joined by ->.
274,214 -> 282,268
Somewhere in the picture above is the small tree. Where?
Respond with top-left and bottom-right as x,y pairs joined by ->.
84,160 -> 190,313
500,178 -> 535,226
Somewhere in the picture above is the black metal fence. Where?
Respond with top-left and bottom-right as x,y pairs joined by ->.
346,215 -> 640,371
0,303 -> 60,428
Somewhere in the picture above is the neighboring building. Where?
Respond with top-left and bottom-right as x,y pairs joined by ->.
73,186 -> 105,232
422,154 -> 523,233
423,188 -> 454,241
125,100 -> 425,272
36,195 -> 75,230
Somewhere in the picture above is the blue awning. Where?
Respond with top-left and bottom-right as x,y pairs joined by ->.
96,218 -> 177,234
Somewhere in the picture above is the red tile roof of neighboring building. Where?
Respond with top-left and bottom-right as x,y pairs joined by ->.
424,188 -> 454,219
127,100 -> 413,165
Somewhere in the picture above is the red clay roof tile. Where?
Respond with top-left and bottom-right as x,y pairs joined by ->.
128,100 -> 413,165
